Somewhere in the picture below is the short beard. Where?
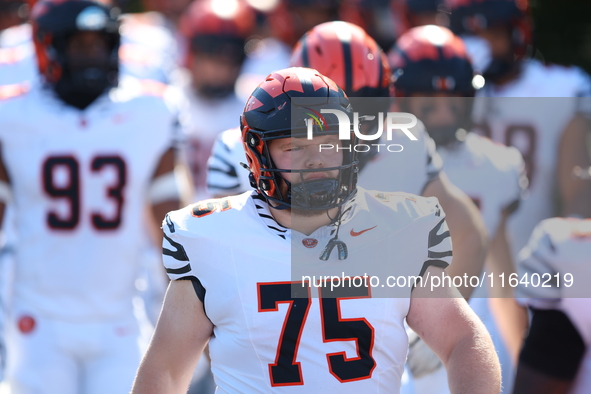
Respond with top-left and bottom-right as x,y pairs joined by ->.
289,206 -> 329,218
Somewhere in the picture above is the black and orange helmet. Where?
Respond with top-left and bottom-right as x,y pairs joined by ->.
388,25 -> 475,97
32,0 -> 119,93
290,21 -> 392,100
179,0 -> 255,65
241,67 -> 358,210
445,0 -> 531,58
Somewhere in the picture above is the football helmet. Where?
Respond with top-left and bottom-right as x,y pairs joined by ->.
445,0 -> 531,81
241,67 -> 358,210
32,0 -> 119,108
290,21 -> 392,100
290,21 -> 392,169
389,25 -> 475,96
389,25 -> 476,146
179,0 -> 255,98
179,0 -> 255,65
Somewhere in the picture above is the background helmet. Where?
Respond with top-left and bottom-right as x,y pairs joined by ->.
388,25 -> 477,146
445,0 -> 531,79
290,21 -> 392,100
290,21 -> 392,169
388,25 -> 476,97
241,67 -> 358,210
179,0 -> 255,66
32,0 -> 119,107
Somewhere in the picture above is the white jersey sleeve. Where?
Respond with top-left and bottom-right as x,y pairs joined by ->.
206,127 -> 252,197
516,219 -> 562,304
516,218 -> 591,305
358,120 -> 442,196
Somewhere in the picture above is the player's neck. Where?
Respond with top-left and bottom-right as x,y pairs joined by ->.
270,206 -> 339,236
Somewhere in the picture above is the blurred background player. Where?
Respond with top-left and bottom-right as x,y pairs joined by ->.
0,0 -> 187,87
514,209 -> 591,394
0,1 -> 185,392
446,0 -> 591,255
237,0 -> 340,100
389,24 -> 527,393
176,0 -> 255,200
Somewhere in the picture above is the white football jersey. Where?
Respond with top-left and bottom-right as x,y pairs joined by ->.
174,71 -> 245,200
473,60 -> 591,256
207,121 -> 443,199
0,80 -> 181,322
358,120 -> 443,196
163,188 -> 453,393
437,133 -> 526,238
207,127 -> 251,197
517,218 -> 591,394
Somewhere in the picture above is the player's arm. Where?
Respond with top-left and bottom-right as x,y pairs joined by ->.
131,279 -> 213,394
512,308 -> 586,394
487,209 -> 528,363
557,113 -> 591,217
407,266 -> 501,394
148,147 -> 191,236
422,172 -> 488,298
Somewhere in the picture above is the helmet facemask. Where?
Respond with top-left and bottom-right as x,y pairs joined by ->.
52,30 -> 119,109
33,2 -> 120,109
244,125 -> 359,213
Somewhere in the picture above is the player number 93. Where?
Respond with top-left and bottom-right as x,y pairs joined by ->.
497,272 -> 574,288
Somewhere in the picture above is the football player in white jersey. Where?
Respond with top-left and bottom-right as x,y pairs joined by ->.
389,24 -> 528,393
209,21 -> 487,300
445,0 -> 591,256
0,0 -> 188,87
0,1 -> 186,393
132,67 -> 501,394
174,0 -> 256,200
514,215 -> 591,394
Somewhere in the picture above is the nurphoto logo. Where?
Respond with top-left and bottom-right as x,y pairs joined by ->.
306,110 -> 419,152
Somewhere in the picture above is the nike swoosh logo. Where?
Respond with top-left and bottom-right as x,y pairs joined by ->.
350,226 -> 377,237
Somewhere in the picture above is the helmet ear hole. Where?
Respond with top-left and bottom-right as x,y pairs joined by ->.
247,133 -> 260,148
259,180 -> 270,191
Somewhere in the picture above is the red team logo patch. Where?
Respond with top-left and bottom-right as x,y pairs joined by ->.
302,238 -> 318,248
18,315 -> 36,334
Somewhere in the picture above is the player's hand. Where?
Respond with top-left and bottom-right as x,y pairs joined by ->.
407,330 -> 443,378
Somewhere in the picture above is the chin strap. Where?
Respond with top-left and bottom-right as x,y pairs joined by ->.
319,206 -> 351,261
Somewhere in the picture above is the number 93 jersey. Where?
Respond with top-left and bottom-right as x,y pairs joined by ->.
162,188 -> 453,393
0,80 -> 181,321
516,218 -> 591,393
